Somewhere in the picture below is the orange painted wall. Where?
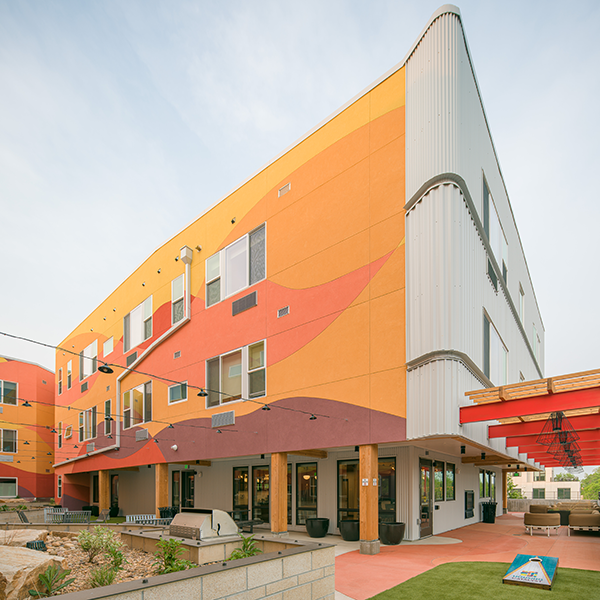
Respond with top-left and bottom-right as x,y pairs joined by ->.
0,357 -> 55,498
55,67 -> 407,474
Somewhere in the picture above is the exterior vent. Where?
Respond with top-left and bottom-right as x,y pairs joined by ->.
135,429 -> 149,442
106,386 -> 110,392
126,352 -> 138,366
212,411 -> 235,428
42,380 -> 47,385
0,455 -> 13,463
232,291 -> 257,316
81,382 -> 88,393
86,443 -> 95,452
174,351 -> 181,359
277,306 -> 290,318
278,182 -> 291,197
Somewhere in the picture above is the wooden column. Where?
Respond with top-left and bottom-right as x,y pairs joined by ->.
502,470 -> 508,514
359,444 -> 380,555
99,470 -> 111,512
155,463 -> 169,518
270,452 -> 288,536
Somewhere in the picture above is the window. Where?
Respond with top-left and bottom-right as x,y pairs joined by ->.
79,340 -> 98,381
233,467 -> 249,520
168,382 -> 187,404
206,225 -> 266,307
58,422 -> 62,449
0,430 -> 17,453
206,341 -> 266,407
124,297 -> 152,353
103,337 -> 114,357
123,382 -> 152,429
57,475 -> 62,498
378,457 -> 396,522
557,488 -> 571,500
79,408 -> 97,442
58,368 -> 63,395
0,380 -> 17,405
483,179 -> 508,282
533,488 -> 545,499
479,469 -> 495,498
172,275 -> 185,324
296,463 -> 317,525
483,314 -> 508,385
0,478 -> 17,497
519,285 -> 525,323
434,461 -> 444,501
67,360 -> 72,389
105,400 -> 112,435
446,463 -> 455,501
534,471 -> 546,482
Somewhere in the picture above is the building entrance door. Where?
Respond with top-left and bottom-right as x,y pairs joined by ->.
182,471 -> 195,508
419,458 -> 433,538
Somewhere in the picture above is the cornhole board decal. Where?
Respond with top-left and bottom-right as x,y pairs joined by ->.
503,554 -> 559,590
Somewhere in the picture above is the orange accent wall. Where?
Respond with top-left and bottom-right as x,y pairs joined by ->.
55,67 -> 407,474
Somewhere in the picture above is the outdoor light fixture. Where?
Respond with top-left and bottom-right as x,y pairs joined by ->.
260,454 -> 265,459
74,445 -> 78,449
105,415 -> 114,421
98,364 -> 114,374
24,441 -> 30,445
154,439 -> 159,444
461,445 -> 466,454
309,414 -> 317,420
216,429 -> 222,434
355,446 -> 359,452
262,405 -> 270,411
107,435 -> 113,439
481,452 -> 486,460
47,452 -> 52,456
197,389 -> 208,397
168,423 -> 174,429
22,401 -> 31,407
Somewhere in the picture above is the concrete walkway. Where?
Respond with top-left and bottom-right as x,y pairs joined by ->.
288,513 -> 600,600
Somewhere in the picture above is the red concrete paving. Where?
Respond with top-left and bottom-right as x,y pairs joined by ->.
335,513 -> 600,600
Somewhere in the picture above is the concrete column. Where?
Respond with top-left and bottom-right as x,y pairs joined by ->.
155,463 -> 169,518
270,452 -> 288,536
99,470 -> 111,512
359,444 -> 380,555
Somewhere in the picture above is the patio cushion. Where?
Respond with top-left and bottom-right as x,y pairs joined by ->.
569,512 -> 600,528
529,505 -> 549,513
524,512 -> 560,527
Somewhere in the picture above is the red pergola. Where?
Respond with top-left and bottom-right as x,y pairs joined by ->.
460,369 -> 600,468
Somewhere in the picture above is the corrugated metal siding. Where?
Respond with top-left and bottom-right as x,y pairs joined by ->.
406,11 -> 544,377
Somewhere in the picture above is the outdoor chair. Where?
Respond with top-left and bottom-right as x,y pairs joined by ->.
524,511 -> 560,536
17,510 -> 29,524
95,508 -> 111,523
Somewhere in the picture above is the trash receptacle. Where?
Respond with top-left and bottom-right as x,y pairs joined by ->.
482,501 -> 497,523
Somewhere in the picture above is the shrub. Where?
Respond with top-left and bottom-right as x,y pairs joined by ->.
89,565 -> 117,588
228,533 -> 262,561
153,538 -> 195,574
78,526 -> 124,564
29,564 -> 75,598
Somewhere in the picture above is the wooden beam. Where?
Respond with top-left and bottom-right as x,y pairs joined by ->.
288,450 -> 328,459
171,460 -> 212,467
155,463 -> 168,518
359,444 -> 379,555
270,452 -> 288,535
460,455 -> 505,464
489,413 -> 600,438
99,470 -> 110,513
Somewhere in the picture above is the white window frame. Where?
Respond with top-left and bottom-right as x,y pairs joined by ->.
124,297 -> 153,353
103,336 -> 114,358
0,477 -> 17,498
57,475 -> 62,499
483,179 -> 508,282
78,407 -> 97,442
206,340 -> 266,408
67,360 -> 72,390
64,425 -> 73,439
168,382 -> 187,405
58,422 -> 63,449
171,275 -> 185,325
122,382 -> 152,429
58,368 -> 63,396
206,224 -> 266,307
0,429 -> 18,453
79,340 -> 98,381
0,380 -> 17,405
484,313 -> 508,386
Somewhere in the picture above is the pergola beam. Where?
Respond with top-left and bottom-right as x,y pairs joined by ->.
460,387 -> 600,423
505,429 -> 600,447
489,414 -> 600,439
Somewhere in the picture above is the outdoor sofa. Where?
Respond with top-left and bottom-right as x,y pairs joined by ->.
523,511 -> 561,536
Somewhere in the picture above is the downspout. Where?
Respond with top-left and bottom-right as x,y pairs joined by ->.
54,245 -> 194,469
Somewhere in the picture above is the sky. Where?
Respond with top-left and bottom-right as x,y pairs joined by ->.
1,0 -> 599,387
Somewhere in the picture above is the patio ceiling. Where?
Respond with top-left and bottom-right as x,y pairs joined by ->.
459,368 -> 600,468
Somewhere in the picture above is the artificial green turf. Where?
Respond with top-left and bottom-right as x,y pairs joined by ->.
367,562 -> 600,600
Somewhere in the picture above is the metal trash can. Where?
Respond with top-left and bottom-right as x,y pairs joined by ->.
482,501 -> 498,523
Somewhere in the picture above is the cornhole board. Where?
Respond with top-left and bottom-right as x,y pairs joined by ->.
503,554 -> 559,590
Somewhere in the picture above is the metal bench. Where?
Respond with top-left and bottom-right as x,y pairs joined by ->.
126,514 -> 172,526
62,510 -> 91,524
44,507 -> 68,524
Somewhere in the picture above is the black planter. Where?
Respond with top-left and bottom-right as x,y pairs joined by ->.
306,517 -> 330,538
339,519 -> 360,541
109,506 -> 119,518
379,522 -> 405,545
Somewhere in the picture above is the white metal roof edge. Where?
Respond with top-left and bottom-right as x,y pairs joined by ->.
0,354 -> 55,375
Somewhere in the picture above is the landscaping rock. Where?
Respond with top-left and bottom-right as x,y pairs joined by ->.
0,546 -> 64,600
0,529 -> 47,548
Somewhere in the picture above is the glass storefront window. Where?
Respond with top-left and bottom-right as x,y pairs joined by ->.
338,460 -> 359,525
253,466 -> 269,522
233,467 -> 249,520
378,458 -> 396,523
296,463 -> 317,525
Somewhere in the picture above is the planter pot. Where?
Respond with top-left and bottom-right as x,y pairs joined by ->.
109,506 -> 119,518
379,522 -> 405,545
306,518 -> 330,538
339,519 -> 360,542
